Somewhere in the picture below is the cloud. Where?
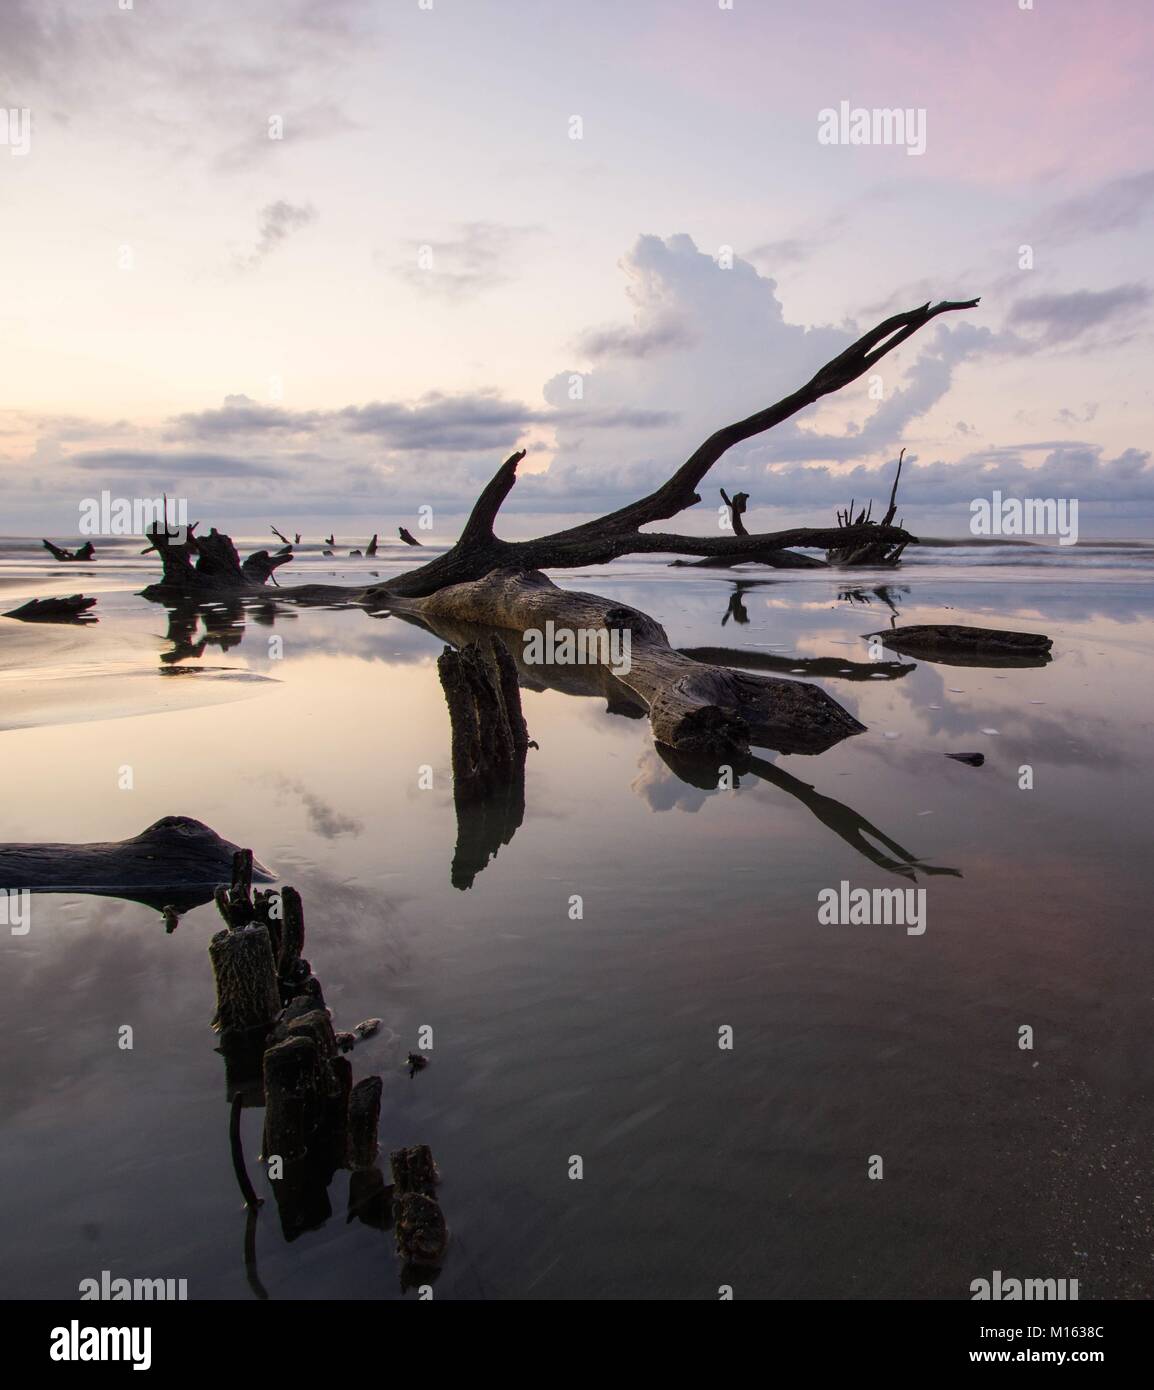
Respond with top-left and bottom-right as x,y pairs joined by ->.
168,391 -> 676,454
236,201 -> 316,270
67,449 -> 288,479
1045,169 -> 1154,243
395,223 -> 538,300
1007,284 -> 1151,347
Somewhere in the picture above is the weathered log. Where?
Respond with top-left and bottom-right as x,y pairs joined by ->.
347,1076 -> 383,1170
398,527 -> 421,546
366,533 -> 379,557
396,569 -> 864,757
865,624 -> 1053,667
209,923 -> 282,1035
0,815 -> 273,911
4,594 -> 97,622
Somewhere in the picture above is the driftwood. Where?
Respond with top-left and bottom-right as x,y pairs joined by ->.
366,534 -> 379,557
865,624 -> 1053,667
42,539 -> 95,562
391,568 -> 865,757
4,594 -> 97,623
679,645 -> 913,683
0,815 -> 273,912
398,527 -> 421,546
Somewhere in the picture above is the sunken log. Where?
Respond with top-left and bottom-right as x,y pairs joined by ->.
347,1076 -> 384,1170
0,815 -> 273,912
4,594 -> 97,622
865,624 -> 1053,667
42,539 -> 96,562
398,527 -> 421,546
209,923 -> 282,1035
679,646 -> 913,682
395,569 -> 865,757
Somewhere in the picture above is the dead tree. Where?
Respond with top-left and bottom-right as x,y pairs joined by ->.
398,527 -> 421,546
363,299 -> 978,599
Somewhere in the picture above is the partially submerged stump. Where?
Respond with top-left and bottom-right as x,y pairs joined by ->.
865,624 -> 1053,667
438,636 -> 528,801
398,527 -> 421,546
437,636 -> 530,889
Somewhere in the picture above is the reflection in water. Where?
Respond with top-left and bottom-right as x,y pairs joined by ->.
654,746 -> 962,881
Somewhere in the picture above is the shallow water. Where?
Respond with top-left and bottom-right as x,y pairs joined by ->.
1,540 -> 1152,1299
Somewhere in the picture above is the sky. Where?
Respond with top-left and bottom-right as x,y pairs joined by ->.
1,0 -> 1153,539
